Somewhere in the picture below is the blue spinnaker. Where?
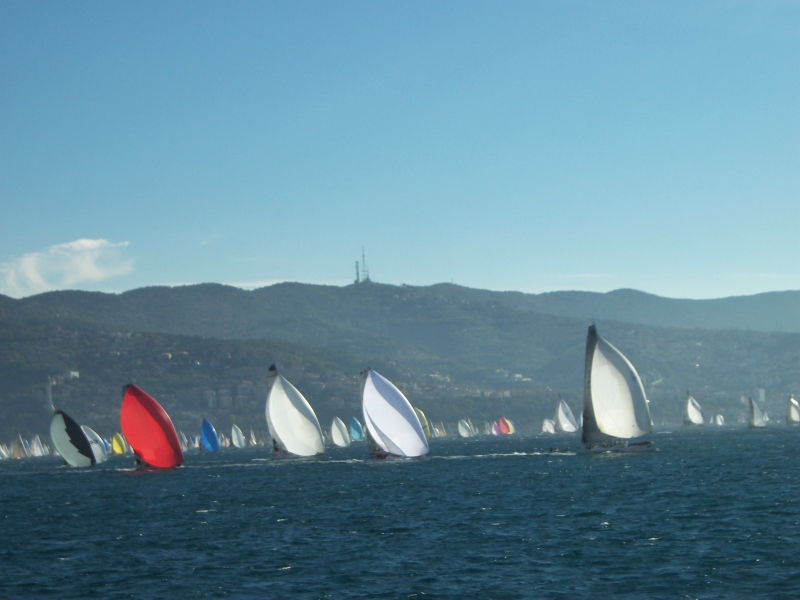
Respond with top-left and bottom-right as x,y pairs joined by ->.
350,416 -> 364,441
201,419 -> 220,452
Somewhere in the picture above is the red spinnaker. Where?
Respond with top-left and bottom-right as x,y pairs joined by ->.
499,417 -> 511,435
120,384 -> 184,468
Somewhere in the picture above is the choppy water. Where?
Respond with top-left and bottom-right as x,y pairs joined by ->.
1,428 -> 798,599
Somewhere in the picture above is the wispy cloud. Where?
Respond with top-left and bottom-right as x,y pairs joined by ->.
0,239 -> 134,298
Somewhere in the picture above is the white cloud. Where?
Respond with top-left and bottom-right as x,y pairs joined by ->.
0,239 -> 134,298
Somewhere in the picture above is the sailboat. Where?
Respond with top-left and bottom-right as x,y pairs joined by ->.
542,418 -> 556,434
111,432 -> 128,455
120,384 -> 184,469
484,422 -> 492,435
50,411 -> 97,467
467,418 -> 478,436
582,325 -> 653,452
787,395 -> 800,425
554,396 -> 580,433
81,426 -> 108,464
350,417 -> 365,442
491,421 -> 500,435
683,392 -> 705,426
201,420 -> 221,452
748,397 -> 767,428
331,417 -> 351,447
713,414 -> 725,426
265,364 -> 325,457
499,417 -> 514,435
231,424 -> 246,449
361,368 -> 429,458
457,419 -> 472,438
413,407 -> 432,441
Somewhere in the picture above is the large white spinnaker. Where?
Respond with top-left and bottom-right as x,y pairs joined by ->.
787,395 -> 800,425
81,426 -> 108,464
458,419 -> 472,438
50,411 -> 96,467
331,417 -> 351,447
554,396 -> 579,433
265,364 -> 325,457
748,397 -> 766,428
361,368 -> 429,458
683,393 -> 705,426
542,418 -> 556,434
582,325 -> 653,445
231,424 -> 246,449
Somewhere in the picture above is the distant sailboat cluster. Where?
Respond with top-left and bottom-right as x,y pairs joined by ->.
4,325 -> 797,466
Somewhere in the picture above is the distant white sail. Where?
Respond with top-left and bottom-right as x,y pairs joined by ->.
231,424 -> 246,449
50,411 -> 96,467
788,395 -> 800,424
361,368 -> 429,458
582,325 -> 653,445
331,417 -> 351,447
458,419 -> 472,438
542,418 -> 556,434
266,365 -> 325,457
683,393 -> 705,426
748,397 -> 766,428
713,414 -> 725,426
81,426 -> 108,464
29,435 -> 46,457
554,396 -> 579,433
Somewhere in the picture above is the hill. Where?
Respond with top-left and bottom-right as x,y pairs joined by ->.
2,281 -> 800,440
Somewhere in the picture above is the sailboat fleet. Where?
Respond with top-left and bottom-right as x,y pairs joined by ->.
4,324 -> 796,467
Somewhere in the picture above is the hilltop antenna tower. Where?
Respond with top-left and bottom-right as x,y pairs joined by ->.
355,261 -> 360,284
362,247 -> 370,282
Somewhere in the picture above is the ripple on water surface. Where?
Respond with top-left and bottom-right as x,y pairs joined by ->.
0,429 -> 798,598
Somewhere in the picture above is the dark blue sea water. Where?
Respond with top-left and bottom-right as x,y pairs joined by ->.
1,428 -> 798,599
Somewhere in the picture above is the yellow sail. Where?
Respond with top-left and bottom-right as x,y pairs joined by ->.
112,432 -> 128,455
413,407 -> 432,441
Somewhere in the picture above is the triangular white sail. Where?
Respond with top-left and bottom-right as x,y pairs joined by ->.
788,395 -> 800,424
554,396 -> 579,433
457,419 -> 472,438
361,368 -> 429,458
81,425 -> 108,464
231,424 -> 246,449
29,435 -> 46,457
582,325 -> 652,445
266,365 -> 325,457
542,418 -> 556,434
748,397 -> 766,428
713,414 -> 725,426
50,411 -> 96,467
684,393 -> 705,426
331,417 -> 351,447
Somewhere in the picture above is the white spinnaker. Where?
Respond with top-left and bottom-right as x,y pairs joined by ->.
81,426 -> 108,464
362,369 -> 429,458
331,417 -> 351,447
584,328 -> 652,443
788,396 -> 800,424
542,418 -> 556,434
555,398 -> 579,433
50,412 -> 95,467
685,396 -> 705,425
714,414 -> 725,426
748,398 -> 766,428
266,374 -> 325,457
231,425 -> 246,449
458,419 -> 471,438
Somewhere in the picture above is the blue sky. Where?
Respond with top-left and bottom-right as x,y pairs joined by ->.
0,1 -> 797,299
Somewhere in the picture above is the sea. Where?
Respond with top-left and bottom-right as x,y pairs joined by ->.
1,428 -> 798,599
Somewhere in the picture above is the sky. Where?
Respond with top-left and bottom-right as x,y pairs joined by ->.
0,1 -> 797,300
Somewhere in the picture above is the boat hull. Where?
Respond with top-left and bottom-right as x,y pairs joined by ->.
581,440 -> 655,454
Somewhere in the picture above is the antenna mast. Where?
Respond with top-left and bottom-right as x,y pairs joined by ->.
362,247 -> 369,281
355,261 -> 360,284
